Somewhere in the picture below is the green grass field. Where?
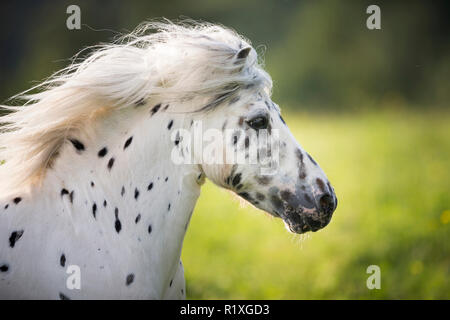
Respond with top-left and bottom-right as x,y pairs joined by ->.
182,110 -> 450,299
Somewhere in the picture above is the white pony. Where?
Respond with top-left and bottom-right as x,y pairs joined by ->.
0,20 -> 337,299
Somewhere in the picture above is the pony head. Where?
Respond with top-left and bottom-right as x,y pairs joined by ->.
192,48 -> 337,233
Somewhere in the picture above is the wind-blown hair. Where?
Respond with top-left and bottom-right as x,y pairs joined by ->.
0,20 -> 272,197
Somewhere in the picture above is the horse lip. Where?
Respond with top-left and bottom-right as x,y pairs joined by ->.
285,220 -> 311,234
281,213 -> 312,234
276,200 -> 329,234
281,209 -> 329,234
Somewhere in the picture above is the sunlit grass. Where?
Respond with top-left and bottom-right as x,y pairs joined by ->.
182,110 -> 450,299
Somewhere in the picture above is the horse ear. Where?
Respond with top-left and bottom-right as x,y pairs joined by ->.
236,47 -> 251,60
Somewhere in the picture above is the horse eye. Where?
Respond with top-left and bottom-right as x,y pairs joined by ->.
247,116 -> 268,130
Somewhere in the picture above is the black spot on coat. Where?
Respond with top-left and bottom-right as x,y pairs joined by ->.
115,220 -> 122,233
13,197 -> 22,204
123,136 -> 133,149
59,293 -> 70,300
167,120 -> 174,130
9,230 -> 24,248
134,188 -> 140,200
296,149 -> 307,179
107,158 -> 115,170
316,178 -> 326,193
256,176 -> 272,185
256,193 -> 265,201
92,203 -> 97,219
270,195 -> 283,212
151,103 -> 161,116
126,274 -> 135,286
0,264 -> 9,272
69,139 -> 85,151
238,192 -> 253,202
114,208 -> 121,233
232,173 -> 241,187
60,254 -> 66,267
280,190 -> 294,202
98,147 -> 108,157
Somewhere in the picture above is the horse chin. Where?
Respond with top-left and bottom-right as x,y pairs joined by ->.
283,219 -> 311,234
281,211 -> 328,234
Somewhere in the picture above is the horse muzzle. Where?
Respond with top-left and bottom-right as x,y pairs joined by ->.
271,186 -> 337,234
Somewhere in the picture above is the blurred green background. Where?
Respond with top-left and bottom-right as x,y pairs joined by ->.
1,0 -> 449,299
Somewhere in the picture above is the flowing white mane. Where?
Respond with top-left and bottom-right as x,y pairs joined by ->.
0,20 -> 272,197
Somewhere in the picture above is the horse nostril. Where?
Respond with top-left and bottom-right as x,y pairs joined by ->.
319,193 -> 335,216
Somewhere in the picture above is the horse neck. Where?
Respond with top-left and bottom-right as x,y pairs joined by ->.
41,104 -> 202,264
